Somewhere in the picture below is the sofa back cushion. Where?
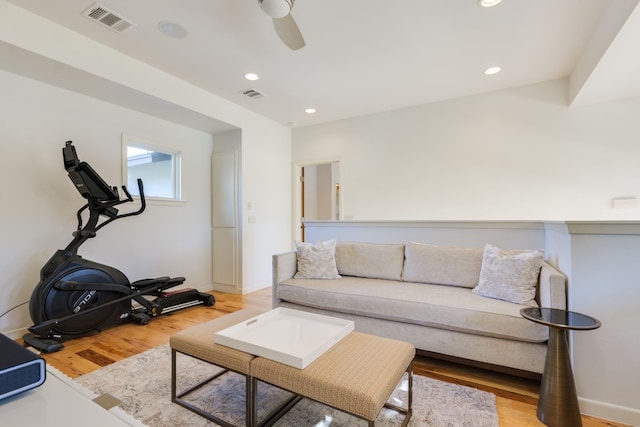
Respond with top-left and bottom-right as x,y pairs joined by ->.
401,242 -> 483,288
335,241 -> 405,281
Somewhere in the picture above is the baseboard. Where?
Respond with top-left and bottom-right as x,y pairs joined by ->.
2,327 -> 30,340
211,283 -> 239,294
579,397 -> 640,426
241,283 -> 270,295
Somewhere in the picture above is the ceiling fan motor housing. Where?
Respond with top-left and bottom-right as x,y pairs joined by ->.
259,0 -> 294,18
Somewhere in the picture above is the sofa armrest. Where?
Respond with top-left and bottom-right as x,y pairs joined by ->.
272,251 -> 297,308
538,262 -> 567,309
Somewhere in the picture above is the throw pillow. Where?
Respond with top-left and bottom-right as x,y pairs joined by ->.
472,243 -> 543,306
293,239 -> 342,280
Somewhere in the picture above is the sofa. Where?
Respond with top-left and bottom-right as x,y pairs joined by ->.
272,240 -> 567,377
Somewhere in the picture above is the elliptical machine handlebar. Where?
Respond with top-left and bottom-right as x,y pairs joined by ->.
119,178 -> 146,218
72,178 -> 146,237
91,178 -> 146,232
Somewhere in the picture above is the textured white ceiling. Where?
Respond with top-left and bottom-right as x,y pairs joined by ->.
6,0 -> 640,129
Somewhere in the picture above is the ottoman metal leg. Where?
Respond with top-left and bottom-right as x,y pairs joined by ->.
172,349 -> 253,427
249,377 -> 302,427
381,363 -> 413,427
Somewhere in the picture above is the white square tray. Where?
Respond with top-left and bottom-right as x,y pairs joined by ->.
214,308 -> 354,369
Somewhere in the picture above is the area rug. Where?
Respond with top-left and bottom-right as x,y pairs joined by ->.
75,344 -> 498,427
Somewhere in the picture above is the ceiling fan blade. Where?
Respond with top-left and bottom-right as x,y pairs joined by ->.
273,15 -> 305,50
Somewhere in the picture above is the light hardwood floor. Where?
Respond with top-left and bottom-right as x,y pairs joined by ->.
26,288 -> 629,427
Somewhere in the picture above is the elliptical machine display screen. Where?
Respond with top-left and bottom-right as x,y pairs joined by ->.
63,141 -> 119,202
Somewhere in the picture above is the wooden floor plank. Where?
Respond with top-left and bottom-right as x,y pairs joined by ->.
19,288 -> 629,427
75,349 -> 116,367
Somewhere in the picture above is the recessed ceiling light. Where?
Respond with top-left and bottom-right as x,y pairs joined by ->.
244,73 -> 260,81
158,21 -> 188,39
484,66 -> 502,75
305,108 -> 316,114
478,0 -> 503,7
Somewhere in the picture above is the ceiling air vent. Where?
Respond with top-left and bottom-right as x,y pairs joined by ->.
82,3 -> 136,33
239,88 -> 266,99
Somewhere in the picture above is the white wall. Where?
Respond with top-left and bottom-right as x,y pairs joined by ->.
304,221 -> 546,249
0,1 -> 292,332
0,69 -> 214,334
240,123 -> 292,292
293,79 -> 640,221
544,223 -> 640,426
569,233 -> 640,424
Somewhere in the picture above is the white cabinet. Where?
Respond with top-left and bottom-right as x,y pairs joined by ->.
211,150 -> 240,293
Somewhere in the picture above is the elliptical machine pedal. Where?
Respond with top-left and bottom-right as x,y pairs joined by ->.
153,288 -> 215,314
22,334 -> 64,353
23,141 -> 215,353
130,312 -> 152,325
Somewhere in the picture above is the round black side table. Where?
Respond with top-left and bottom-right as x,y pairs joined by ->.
520,307 -> 601,427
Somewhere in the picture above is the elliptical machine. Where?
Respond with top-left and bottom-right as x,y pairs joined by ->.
23,141 -> 214,353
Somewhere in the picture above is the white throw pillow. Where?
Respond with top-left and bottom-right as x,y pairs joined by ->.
294,239 -> 342,280
472,243 -> 543,306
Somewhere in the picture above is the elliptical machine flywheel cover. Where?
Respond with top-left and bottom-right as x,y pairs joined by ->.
40,268 -> 131,337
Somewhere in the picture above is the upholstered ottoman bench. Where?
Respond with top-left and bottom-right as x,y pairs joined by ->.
249,331 -> 415,427
170,308 -> 265,427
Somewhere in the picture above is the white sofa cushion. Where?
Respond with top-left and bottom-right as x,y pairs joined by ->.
472,244 -> 543,306
401,242 -> 483,288
335,241 -> 405,281
277,277 -> 548,343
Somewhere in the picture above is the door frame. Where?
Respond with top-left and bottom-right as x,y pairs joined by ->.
293,159 -> 342,242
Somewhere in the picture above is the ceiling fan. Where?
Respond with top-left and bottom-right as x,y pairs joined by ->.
258,0 -> 306,50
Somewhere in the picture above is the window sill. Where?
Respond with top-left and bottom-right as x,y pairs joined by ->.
133,197 -> 187,207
